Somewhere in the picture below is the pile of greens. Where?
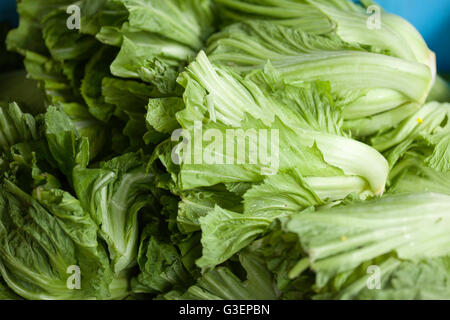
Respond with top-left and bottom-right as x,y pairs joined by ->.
0,0 -> 449,300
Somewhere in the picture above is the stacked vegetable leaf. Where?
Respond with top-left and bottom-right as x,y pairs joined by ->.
0,0 -> 449,300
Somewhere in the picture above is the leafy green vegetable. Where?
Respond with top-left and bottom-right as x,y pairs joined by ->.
388,152 -> 450,195
197,206 -> 291,270
167,52 -> 390,271
315,255 -> 450,300
80,46 -> 118,122
1,0 -> 449,301
206,2 -> 435,137
132,229 -> 198,294
214,0 -> 335,34
59,102 -> 109,161
163,253 -> 279,300
44,106 -> 90,179
176,52 -> 388,197
0,276 -> 22,300
0,102 -> 38,153
372,102 -> 450,172
73,152 -> 157,273
100,0 -> 215,93
0,180 -> 116,300
356,256 -> 450,300
283,193 -> 450,289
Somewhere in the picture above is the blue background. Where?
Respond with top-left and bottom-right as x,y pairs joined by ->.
0,0 -> 18,27
1,0 -> 449,71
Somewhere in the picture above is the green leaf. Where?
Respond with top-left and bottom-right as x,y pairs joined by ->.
0,102 -> 39,153
307,0 -> 434,68
177,52 -> 388,197
73,152 -> 156,273
132,233 -> 194,294
116,0 -> 214,49
106,0 -> 216,94
173,252 -> 279,300
316,254 -> 450,300
177,185 -> 243,234
283,193 -> 450,289
358,256 -> 450,300
146,98 -> 185,134
59,102 -> 108,161
102,77 -> 163,116
110,33 -> 193,94
195,170 -> 320,271
0,276 -> 22,300
197,206 -> 293,270
42,8 -> 98,61
0,180 -> 114,299
243,170 -> 322,215
206,18 -> 433,135
388,152 -> 450,195
214,0 -> 334,34
81,46 -> 118,122
343,102 -> 421,137
44,106 -> 90,178
371,102 -> 450,155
